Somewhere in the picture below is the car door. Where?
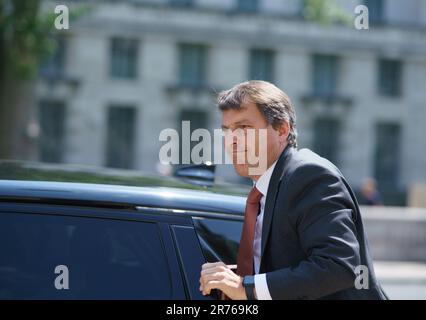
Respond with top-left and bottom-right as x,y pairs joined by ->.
135,207 -> 212,300
0,202 -> 195,299
162,209 -> 244,300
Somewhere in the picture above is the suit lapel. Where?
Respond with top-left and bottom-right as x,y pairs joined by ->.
260,145 -> 294,265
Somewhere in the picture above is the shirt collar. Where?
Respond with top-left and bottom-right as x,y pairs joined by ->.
253,160 -> 278,197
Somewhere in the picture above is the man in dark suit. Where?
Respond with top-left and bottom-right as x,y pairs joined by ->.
199,80 -> 388,300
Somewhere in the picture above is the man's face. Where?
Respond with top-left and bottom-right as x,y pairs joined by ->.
221,101 -> 289,180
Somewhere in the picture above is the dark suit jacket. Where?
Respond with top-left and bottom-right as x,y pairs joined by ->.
259,145 -> 388,300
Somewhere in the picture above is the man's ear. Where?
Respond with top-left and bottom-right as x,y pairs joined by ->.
276,121 -> 290,142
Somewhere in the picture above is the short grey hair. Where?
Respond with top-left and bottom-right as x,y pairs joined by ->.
217,80 -> 298,148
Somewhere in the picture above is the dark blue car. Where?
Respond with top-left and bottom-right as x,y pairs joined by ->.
0,161 -> 249,300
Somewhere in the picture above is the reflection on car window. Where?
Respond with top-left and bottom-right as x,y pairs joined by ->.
193,217 -> 242,265
0,212 -> 172,299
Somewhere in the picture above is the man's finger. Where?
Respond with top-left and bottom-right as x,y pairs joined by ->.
203,280 -> 222,296
203,271 -> 226,283
200,271 -> 226,294
201,265 -> 227,277
201,262 -> 226,270
200,266 -> 223,291
201,271 -> 228,295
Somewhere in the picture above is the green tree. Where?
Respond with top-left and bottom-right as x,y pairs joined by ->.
0,0 -> 87,160
0,0 -> 53,159
302,0 -> 352,25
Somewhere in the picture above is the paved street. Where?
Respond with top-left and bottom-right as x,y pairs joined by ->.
374,261 -> 426,300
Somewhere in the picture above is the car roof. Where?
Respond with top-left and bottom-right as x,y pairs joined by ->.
0,179 -> 246,216
0,160 -> 249,215
0,160 -> 249,193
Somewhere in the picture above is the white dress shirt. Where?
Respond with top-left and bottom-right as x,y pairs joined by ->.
252,160 -> 277,300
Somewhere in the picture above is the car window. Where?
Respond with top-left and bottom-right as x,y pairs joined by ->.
192,217 -> 243,265
0,212 -> 172,299
170,225 -> 212,300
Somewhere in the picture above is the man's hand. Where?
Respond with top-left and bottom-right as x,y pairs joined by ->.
199,262 -> 247,300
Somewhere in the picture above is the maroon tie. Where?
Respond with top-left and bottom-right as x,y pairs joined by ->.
236,186 -> 263,277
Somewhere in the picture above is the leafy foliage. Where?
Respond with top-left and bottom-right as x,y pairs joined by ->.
302,0 -> 352,26
0,0 -> 90,79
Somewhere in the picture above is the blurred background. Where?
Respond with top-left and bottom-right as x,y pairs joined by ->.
1,0 -> 426,299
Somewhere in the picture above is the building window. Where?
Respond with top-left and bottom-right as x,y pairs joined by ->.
312,54 -> 339,98
374,122 -> 401,190
179,109 -> 207,164
39,37 -> 66,77
364,0 -> 384,24
178,44 -> 207,88
249,49 -> 275,82
106,106 -> 137,169
38,100 -> 66,163
312,118 -> 340,165
237,0 -> 259,12
110,38 -> 138,79
378,59 -> 402,97
170,0 -> 193,7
